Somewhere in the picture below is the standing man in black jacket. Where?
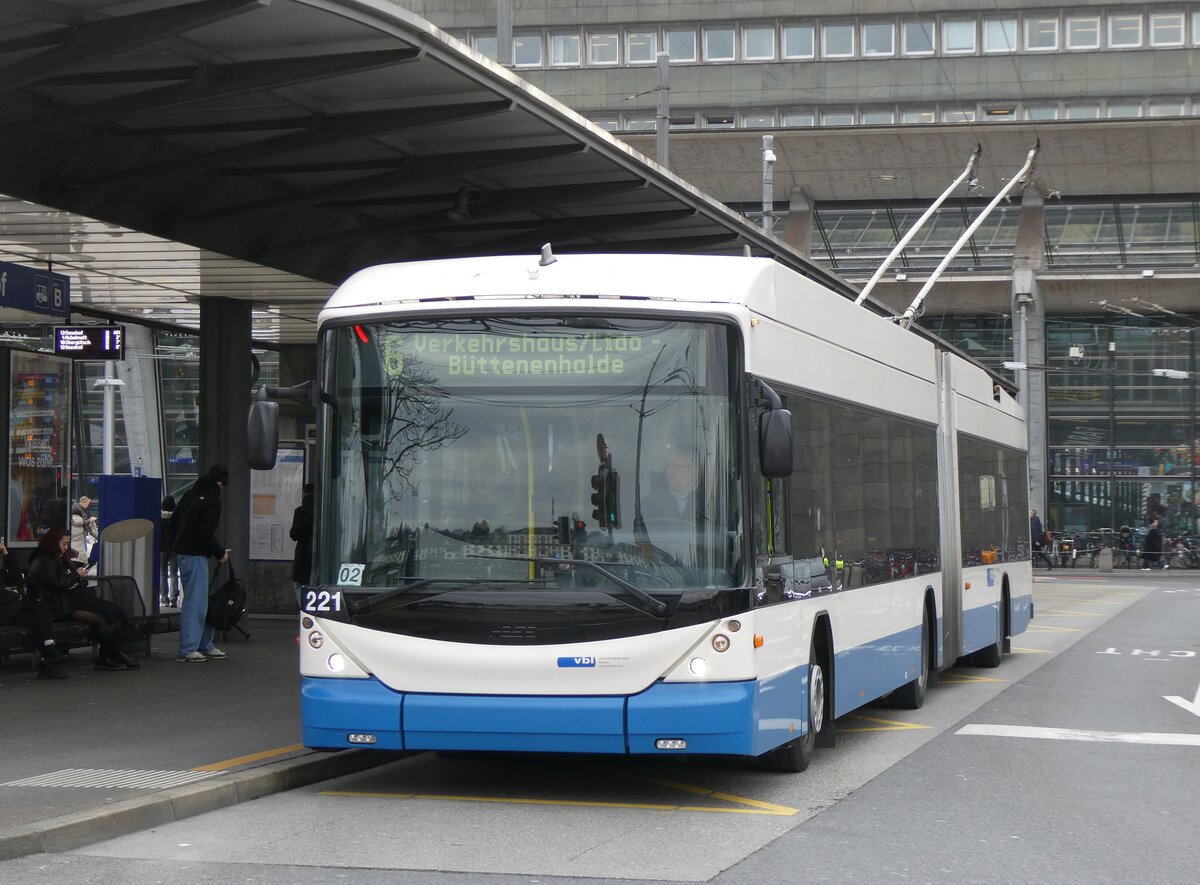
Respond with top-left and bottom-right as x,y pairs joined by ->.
173,464 -> 231,662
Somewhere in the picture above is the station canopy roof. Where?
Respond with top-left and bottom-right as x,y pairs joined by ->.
0,0 -> 854,343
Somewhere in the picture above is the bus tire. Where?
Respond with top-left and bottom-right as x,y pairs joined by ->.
892,609 -> 929,710
975,596 -> 1005,668
758,639 -> 824,773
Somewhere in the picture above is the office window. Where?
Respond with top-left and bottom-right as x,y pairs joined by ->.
623,116 -> 654,131
821,110 -> 855,126
743,26 -> 776,60
861,110 -> 895,125
666,30 -> 697,63
822,23 -> 854,57
1025,17 -> 1059,51
705,114 -> 735,129
1108,14 -> 1142,47
704,27 -> 736,61
942,109 -> 976,123
591,116 -> 618,131
901,109 -> 936,124
983,18 -> 1017,52
670,115 -> 697,130
782,24 -> 815,58
550,33 -> 580,66
626,31 -> 657,64
743,112 -> 776,128
781,110 -> 815,126
1194,12 -> 1200,45
1065,104 -> 1099,119
473,35 -> 498,60
588,32 -> 619,65
902,20 -> 935,54
862,22 -> 895,57
1106,102 -> 1142,118
513,34 -> 542,67
984,107 -> 1016,121
1025,105 -> 1058,120
1149,13 -> 1184,46
943,20 -> 976,54
1149,100 -> 1184,117
1066,16 -> 1100,49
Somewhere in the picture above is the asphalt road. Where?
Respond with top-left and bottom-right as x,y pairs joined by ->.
2,571 -> 1196,885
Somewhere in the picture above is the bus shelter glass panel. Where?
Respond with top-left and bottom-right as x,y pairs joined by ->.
316,317 -> 743,608
9,352 -> 70,543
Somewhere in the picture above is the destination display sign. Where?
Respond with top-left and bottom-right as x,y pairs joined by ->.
54,325 -> 125,360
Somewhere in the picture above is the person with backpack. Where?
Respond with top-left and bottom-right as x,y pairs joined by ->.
172,464 -> 231,662
160,495 -> 181,608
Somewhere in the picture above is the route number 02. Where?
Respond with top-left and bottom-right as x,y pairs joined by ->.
337,563 -> 365,586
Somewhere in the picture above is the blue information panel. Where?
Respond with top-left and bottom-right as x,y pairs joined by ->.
0,260 -> 71,317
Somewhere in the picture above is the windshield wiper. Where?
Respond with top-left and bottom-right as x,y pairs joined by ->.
345,577 -> 519,614
469,554 -> 668,617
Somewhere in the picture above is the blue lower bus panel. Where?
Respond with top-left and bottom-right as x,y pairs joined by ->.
301,676 -> 799,756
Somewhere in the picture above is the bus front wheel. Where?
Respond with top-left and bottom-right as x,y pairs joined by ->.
759,640 -> 824,772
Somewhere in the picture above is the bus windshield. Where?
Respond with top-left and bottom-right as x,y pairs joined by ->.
315,314 -> 744,611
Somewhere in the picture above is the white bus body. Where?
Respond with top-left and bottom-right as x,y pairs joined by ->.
298,254 -> 1032,767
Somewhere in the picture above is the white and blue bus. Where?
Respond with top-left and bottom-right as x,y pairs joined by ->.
284,252 -> 1033,771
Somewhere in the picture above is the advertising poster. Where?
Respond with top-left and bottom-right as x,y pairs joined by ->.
249,442 -> 305,560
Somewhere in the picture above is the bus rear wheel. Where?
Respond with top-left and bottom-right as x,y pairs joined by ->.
974,597 -> 1005,668
759,640 -> 824,772
891,610 -> 929,710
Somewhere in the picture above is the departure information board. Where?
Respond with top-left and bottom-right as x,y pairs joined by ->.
54,326 -> 125,360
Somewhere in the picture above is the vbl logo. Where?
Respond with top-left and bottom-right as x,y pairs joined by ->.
557,656 -> 596,668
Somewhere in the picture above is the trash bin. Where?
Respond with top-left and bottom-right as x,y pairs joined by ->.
99,518 -> 155,613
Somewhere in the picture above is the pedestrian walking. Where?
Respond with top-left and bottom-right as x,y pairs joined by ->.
1030,509 -> 1054,569
1140,517 -> 1168,570
172,464 -> 231,662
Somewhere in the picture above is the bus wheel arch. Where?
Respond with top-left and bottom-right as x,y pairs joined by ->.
757,614 -> 833,772
891,590 -> 934,709
974,580 -> 1008,668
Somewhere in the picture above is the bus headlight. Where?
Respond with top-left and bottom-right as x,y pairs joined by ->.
308,631 -> 324,649
327,653 -> 345,673
711,633 -> 730,653
688,657 -> 708,677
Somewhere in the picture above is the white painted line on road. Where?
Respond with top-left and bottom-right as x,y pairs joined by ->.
957,724 -> 1200,747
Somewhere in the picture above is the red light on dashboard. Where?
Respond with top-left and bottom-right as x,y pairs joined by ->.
353,324 -> 370,344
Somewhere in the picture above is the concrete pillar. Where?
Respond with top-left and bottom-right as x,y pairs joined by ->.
1012,192 -> 1048,515
199,298 -> 251,581
780,187 -> 813,256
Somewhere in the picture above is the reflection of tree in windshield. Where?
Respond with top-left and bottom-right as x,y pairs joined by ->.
373,356 -> 467,494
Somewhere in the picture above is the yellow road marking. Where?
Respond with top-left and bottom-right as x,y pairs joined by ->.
1027,624 -> 1083,633
839,714 -> 931,732
319,789 -> 797,815
1010,646 -> 1051,654
626,774 -> 797,815
939,673 -> 1005,684
1040,609 -> 1104,617
192,743 -> 305,772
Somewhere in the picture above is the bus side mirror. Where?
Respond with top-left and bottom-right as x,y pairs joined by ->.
248,398 -> 279,470
759,408 -> 793,478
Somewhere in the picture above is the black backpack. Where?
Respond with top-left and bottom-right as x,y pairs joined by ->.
206,560 -> 247,631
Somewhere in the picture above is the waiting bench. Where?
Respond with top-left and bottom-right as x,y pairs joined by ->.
0,576 -> 179,669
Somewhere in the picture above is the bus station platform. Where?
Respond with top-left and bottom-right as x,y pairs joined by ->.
0,617 -> 399,861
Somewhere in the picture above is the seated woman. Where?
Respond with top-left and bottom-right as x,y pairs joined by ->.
25,528 -> 140,671
0,540 -> 67,679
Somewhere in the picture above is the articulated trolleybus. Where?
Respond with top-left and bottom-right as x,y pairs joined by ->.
292,252 -> 1032,771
